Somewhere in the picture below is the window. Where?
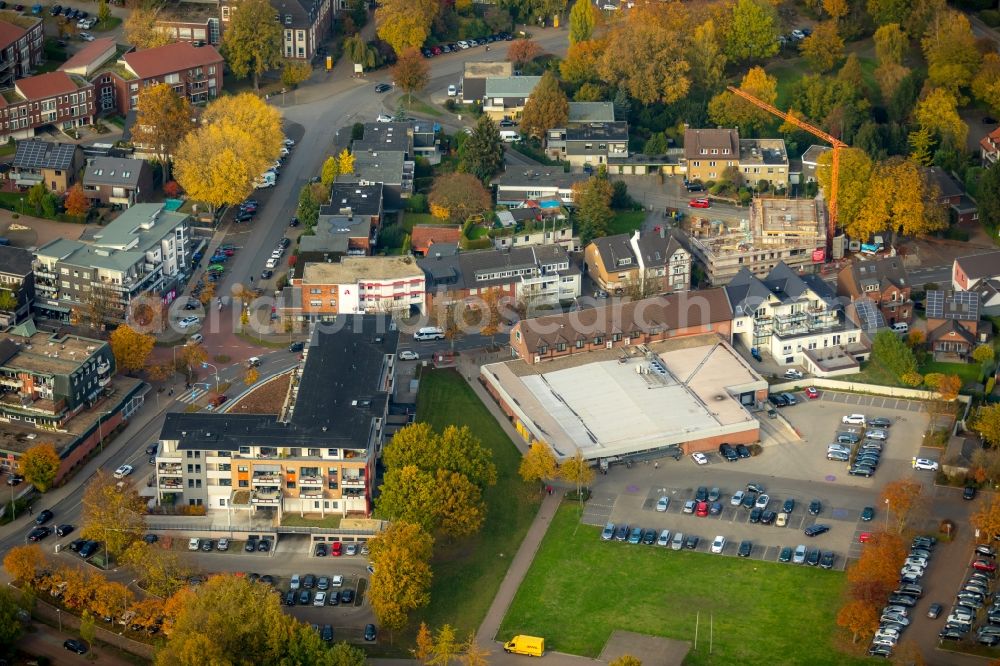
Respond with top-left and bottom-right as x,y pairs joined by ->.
239,446 -> 250,454
287,480 -> 296,489
238,466 -> 248,472
593,336 -> 603,345
575,339 -> 584,349
239,479 -> 248,487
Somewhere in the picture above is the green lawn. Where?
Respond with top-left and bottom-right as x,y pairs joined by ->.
409,369 -> 540,641
607,210 -> 645,236
500,505 -> 866,666
404,96 -> 443,118
400,212 -> 438,233
767,59 -> 806,109
840,360 -> 905,388
281,514 -> 342,528
919,360 -> 982,386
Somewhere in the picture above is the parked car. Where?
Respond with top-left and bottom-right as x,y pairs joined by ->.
804,524 -> 830,537
737,540 -> 753,557
793,544 -> 807,564
655,496 -> 669,512
601,522 -> 616,540
63,639 -> 88,654
711,535 -> 726,553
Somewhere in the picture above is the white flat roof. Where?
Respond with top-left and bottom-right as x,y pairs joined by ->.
483,337 -> 765,460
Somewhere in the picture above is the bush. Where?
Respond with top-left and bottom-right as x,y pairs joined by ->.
379,224 -> 406,249
942,226 -> 970,241
444,98 -> 457,112
406,193 -> 429,213
983,9 -> 1000,27
351,122 -> 365,141
214,354 -> 231,364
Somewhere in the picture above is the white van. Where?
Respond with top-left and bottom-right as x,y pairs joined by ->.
891,322 -> 909,334
254,171 -> 276,189
500,130 -> 520,143
413,326 -> 445,341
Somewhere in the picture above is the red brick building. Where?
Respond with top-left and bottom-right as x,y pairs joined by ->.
0,14 -> 44,88
0,71 -> 94,143
97,42 -> 224,114
837,258 -> 913,327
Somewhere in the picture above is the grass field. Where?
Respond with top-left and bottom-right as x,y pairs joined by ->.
407,369 -> 540,641
919,360 -> 982,386
608,210 -> 645,236
500,505 -> 867,666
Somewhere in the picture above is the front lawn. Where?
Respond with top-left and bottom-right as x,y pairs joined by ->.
607,210 -> 645,236
500,505 -> 866,666
919,360 -> 982,386
408,369 -> 540,641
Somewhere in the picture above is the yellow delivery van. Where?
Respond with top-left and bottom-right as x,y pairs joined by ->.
503,635 -> 545,657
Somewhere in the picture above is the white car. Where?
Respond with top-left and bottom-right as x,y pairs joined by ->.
290,574 -> 301,590
755,494 -> 770,509
783,369 -> 803,379
178,316 -> 200,329
682,499 -> 696,514
843,414 -> 866,426
188,538 -> 200,551
655,496 -> 669,512
657,529 -> 670,547
866,429 -> 888,441
913,458 -> 939,471
79,32 -> 94,41
313,591 -> 326,606
691,452 -> 708,465
731,490 -> 745,507
331,575 -> 343,587
270,249 -> 283,259
376,113 -> 392,123
265,257 -> 278,269
283,138 -> 295,147
398,350 -> 419,361
711,535 -> 726,554
113,464 -> 133,479
457,40 -> 470,49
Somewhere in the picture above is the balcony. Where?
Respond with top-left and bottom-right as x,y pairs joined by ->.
252,473 -> 281,485
96,362 -> 110,375
97,375 -> 110,387
158,479 -> 182,490
251,489 -> 282,505
341,476 -> 365,489
299,475 -> 322,486
158,463 -> 182,475
298,488 -> 323,499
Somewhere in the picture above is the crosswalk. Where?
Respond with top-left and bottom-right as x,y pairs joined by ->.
177,387 -> 207,404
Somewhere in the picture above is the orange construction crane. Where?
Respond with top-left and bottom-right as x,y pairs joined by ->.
726,86 -> 847,249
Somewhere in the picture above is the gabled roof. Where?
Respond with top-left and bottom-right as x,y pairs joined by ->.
848,297 -> 886,332
684,128 -> 739,161
956,250 -> 1000,282
923,166 -> 964,200
590,234 -> 635,274
83,157 -> 149,187
0,19 -> 26,50
842,257 -> 909,295
15,71 -> 84,101
725,267 -> 777,316
122,41 -> 222,79
927,319 -> 977,346
727,262 -> 837,315
12,140 -> 79,170
0,244 -> 32,277
926,289 -> 980,322
59,37 -> 116,75
410,225 -> 462,254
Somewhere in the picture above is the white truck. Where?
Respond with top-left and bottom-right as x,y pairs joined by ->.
254,171 -> 276,189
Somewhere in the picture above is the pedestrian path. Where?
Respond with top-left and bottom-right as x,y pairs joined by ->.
176,387 -> 206,404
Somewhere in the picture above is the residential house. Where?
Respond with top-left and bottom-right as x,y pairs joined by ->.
727,263 -> 869,375
0,324 -> 114,429
0,14 -> 44,87
953,250 -> 1000,316
924,166 -> 979,224
545,121 -> 628,169
281,256 -> 425,322
460,61 -> 512,105
154,316 -> 396,516
410,224 -> 462,257
683,197 -> 826,286
0,72 -> 95,144
10,140 -> 84,193
800,145 -> 831,184
491,205 -> 575,251
982,126 -> 1000,166
507,288 -> 733,364
221,0 -> 332,61
584,229 -> 690,296
683,128 -> 739,184
32,203 -> 190,324
567,101 -> 614,123
337,149 -> 413,211
82,156 -> 154,208
0,244 -> 33,326
297,213 -> 373,263
153,2 -> 220,44
89,41 -> 224,115
925,289 -> 991,361
738,138 -> 789,189
482,76 -> 541,121
493,170 -> 589,206
352,120 -> 436,161
420,245 -> 581,311
58,38 -> 117,78
326,182 -> 383,230
836,257 -> 912,327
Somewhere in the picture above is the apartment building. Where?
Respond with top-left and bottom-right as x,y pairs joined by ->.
738,138 -> 789,189
10,140 -> 84,193
154,316 -> 396,517
684,128 -> 789,188
0,14 -> 43,88
281,256 -> 426,322
0,245 -> 34,327
220,0 -> 332,61
585,229 -> 690,295
33,204 -> 190,324
545,121 -> 629,168
684,197 -> 826,286
420,245 -> 581,311
493,170 -> 589,206
727,263 -> 869,375
0,326 -> 114,429
0,72 -> 95,143
836,257 -> 912,327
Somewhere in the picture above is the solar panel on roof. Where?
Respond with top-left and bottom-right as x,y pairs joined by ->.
925,290 -> 943,319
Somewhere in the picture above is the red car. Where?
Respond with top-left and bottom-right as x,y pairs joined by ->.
805,387 -> 820,399
973,559 -> 997,572
222,249 -> 235,256
695,501 -> 709,517
689,198 -> 711,209
859,532 -> 872,543
431,46 -> 442,55
210,394 -> 228,408
331,541 -> 342,556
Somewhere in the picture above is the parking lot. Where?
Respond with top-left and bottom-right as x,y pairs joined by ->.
581,388 -> 938,572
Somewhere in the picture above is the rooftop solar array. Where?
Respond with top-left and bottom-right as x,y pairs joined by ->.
926,290 -> 979,321
13,140 -> 77,170
854,298 -> 885,331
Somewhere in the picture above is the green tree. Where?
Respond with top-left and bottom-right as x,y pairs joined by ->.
979,164 -> 1000,231
974,345 -> 996,366
688,21 -> 726,99
0,288 -> 18,313
80,610 -> 96,645
221,0 -> 283,91
867,0 -> 910,26
97,0 -> 111,27
393,47 -> 430,103
329,642 -> 369,666
723,0 -> 780,63
559,451 -> 595,503
344,34 -> 377,69
643,133 -> 668,155
573,175 -> 613,245
26,182 -> 47,213
608,657 -> 642,666
297,183 -> 321,227
21,443 -> 60,492
375,465 -> 439,532
0,586 -> 23,646
907,127 -> 934,166
872,329 -> 918,378
367,521 -> 433,630
921,10 -> 980,96
873,23 -> 907,65
382,422 -> 498,488
977,404 -> 1000,447
81,471 -> 147,560
460,115 -> 505,182
520,71 -> 569,139
429,624 -> 460,666
799,20 -> 844,73
568,0 -> 598,44
973,53 -> 1000,113
321,156 -> 339,189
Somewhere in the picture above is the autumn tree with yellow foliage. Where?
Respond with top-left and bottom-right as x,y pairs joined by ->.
519,442 -> 558,484
82,470 -> 147,559
851,157 -> 947,240
367,520 -> 433,630
914,87 -> 968,151
109,324 -> 155,373
799,20 -> 844,73
429,173 -> 492,224
375,0 -> 437,56
133,84 -> 194,185
708,66 -> 778,136
124,7 -> 174,50
174,94 -> 282,211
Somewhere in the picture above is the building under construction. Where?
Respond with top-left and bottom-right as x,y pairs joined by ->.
683,197 -> 827,286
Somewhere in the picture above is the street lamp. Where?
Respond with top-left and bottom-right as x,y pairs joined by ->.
884,498 -> 890,533
96,410 -> 112,453
201,362 -> 220,394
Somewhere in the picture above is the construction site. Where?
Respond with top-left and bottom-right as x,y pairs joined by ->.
683,197 -> 828,286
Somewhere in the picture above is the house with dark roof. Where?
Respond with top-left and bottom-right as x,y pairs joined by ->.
460,61 -> 513,105
221,0 -> 332,61
0,14 -> 44,88
952,250 -> 1000,291
508,288 -> 733,364
410,224 -> 463,256
337,149 -> 413,211
837,257 -> 912,327
738,138 -> 789,189
924,166 -> 978,224
153,316 -> 396,517
483,76 -> 541,121
925,290 -> 991,361
297,212 -> 373,261
82,156 -> 154,208
684,128 -> 740,184
10,140 -> 83,192
584,229 -> 690,296
727,263 -> 867,374
324,182 -> 383,228
0,72 -> 95,145
0,244 -> 34,326
419,244 -> 581,312
494,169 -> 589,206
800,145 -> 831,183
545,121 -> 629,169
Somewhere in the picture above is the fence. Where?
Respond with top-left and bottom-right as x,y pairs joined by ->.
27,591 -> 156,660
768,378 -> 972,405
